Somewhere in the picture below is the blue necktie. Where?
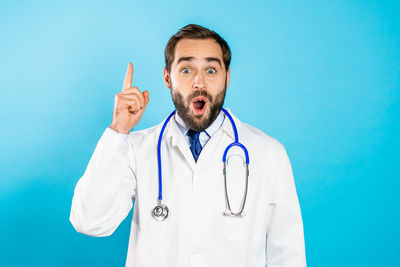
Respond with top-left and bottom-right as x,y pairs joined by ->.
187,129 -> 202,162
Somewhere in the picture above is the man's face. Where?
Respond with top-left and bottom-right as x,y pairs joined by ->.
163,38 -> 230,132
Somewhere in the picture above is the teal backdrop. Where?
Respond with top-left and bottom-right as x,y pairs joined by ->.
0,0 -> 399,266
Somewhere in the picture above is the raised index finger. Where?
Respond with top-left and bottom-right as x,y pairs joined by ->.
122,62 -> 133,91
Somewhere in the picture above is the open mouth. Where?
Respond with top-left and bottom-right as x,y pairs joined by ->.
191,97 -> 208,116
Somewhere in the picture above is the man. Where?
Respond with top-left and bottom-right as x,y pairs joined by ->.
70,24 -> 306,267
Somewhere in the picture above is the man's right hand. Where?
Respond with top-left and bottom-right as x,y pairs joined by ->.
110,63 -> 150,134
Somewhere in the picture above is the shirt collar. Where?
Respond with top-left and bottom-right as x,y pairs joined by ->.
174,109 -> 225,138
159,107 -> 240,147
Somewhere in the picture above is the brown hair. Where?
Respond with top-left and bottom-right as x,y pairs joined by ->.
164,24 -> 231,73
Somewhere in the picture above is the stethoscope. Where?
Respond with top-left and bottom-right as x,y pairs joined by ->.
152,107 -> 250,221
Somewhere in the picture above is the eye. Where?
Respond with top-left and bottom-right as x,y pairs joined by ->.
207,68 -> 216,74
182,68 -> 191,74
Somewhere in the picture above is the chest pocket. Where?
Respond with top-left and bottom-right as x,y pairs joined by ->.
223,182 -> 274,243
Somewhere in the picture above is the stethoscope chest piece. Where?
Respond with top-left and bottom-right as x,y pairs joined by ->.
152,202 -> 169,221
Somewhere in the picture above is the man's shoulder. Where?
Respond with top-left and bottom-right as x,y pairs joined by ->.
129,123 -> 161,136
127,121 -> 163,145
226,108 -> 285,152
240,121 -> 285,151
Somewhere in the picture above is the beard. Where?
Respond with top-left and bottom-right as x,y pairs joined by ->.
171,78 -> 227,132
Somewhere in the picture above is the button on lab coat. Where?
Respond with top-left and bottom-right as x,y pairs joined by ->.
69,108 -> 307,267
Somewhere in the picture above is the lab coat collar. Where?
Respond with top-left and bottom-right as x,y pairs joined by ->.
154,108 -> 241,168
220,107 -> 240,141
161,107 -> 240,145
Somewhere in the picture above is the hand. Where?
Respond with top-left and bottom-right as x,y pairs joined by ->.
110,63 -> 150,134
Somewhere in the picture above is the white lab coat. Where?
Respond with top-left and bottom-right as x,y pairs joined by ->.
69,108 -> 306,267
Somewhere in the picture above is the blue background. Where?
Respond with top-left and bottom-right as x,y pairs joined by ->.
0,0 -> 399,266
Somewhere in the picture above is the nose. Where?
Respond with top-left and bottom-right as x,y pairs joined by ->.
192,72 -> 205,90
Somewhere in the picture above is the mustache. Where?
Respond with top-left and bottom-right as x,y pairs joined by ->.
188,90 -> 212,103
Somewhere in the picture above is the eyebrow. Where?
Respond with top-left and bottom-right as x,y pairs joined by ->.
176,56 -> 222,67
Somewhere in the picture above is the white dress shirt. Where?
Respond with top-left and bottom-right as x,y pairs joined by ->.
69,108 -> 307,267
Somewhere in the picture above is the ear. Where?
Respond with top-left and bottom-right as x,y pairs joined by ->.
226,67 -> 231,88
163,67 -> 171,90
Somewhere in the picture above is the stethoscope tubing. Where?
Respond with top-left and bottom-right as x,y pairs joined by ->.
155,107 -> 250,219
157,110 -> 176,202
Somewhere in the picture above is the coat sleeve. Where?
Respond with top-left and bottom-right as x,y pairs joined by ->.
69,127 -> 137,237
266,144 -> 307,266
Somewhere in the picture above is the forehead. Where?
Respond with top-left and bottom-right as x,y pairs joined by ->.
173,38 -> 223,64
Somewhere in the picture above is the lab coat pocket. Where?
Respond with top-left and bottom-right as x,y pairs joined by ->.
222,176 -> 274,242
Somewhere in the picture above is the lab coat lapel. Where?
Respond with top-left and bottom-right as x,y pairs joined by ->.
164,115 -> 196,170
221,108 -> 241,141
195,108 -> 240,166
